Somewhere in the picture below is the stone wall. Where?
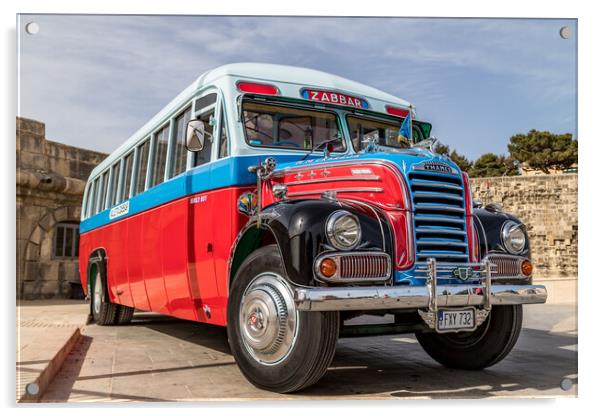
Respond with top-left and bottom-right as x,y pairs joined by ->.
470,174 -> 578,278
16,117 -> 107,299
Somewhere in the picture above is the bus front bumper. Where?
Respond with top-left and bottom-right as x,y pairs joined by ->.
294,283 -> 547,312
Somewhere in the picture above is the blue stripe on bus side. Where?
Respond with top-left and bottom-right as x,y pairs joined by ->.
79,154 -> 302,234
80,151 -> 460,234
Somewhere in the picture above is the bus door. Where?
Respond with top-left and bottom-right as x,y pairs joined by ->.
185,94 -> 220,323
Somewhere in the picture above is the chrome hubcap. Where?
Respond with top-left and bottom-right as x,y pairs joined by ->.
93,272 -> 102,315
239,273 -> 298,365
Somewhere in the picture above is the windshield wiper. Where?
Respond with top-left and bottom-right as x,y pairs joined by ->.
300,135 -> 342,162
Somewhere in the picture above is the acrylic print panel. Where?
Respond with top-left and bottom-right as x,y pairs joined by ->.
16,14 -> 577,402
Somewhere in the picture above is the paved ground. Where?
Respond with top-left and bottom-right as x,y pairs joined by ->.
37,302 -> 577,401
16,300 -> 89,401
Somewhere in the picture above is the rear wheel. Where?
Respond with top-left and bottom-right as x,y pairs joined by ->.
415,305 -> 523,370
90,266 -> 119,326
115,305 -> 135,325
227,245 -> 339,393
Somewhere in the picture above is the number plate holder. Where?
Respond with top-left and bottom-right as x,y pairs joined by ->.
436,307 -> 477,333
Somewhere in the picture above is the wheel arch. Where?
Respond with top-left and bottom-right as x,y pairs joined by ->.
228,222 -> 280,294
86,248 -> 108,301
228,199 -> 393,294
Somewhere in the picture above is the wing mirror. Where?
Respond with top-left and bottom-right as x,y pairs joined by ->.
186,119 -> 206,152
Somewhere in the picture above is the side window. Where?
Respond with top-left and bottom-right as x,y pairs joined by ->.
135,139 -> 150,195
218,107 -> 229,158
152,124 -> 169,187
109,162 -> 120,207
121,152 -> 134,200
96,171 -> 109,213
84,181 -> 96,219
172,106 -> 192,177
193,109 -> 215,167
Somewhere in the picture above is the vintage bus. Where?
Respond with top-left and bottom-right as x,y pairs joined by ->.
79,63 -> 547,393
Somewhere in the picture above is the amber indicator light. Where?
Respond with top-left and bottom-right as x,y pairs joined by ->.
521,259 -> 533,276
320,258 -> 337,278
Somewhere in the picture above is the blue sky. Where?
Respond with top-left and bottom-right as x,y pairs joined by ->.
18,15 -> 577,160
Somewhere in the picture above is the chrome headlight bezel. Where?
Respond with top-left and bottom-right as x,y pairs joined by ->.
501,221 -> 526,254
326,210 -> 362,251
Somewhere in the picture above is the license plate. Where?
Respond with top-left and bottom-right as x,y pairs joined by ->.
436,308 -> 476,333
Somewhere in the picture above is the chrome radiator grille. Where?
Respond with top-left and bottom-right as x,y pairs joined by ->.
314,252 -> 391,283
409,171 -> 469,263
340,254 -> 390,280
487,254 -> 527,278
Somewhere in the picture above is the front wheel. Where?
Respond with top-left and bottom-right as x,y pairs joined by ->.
227,245 -> 339,393
415,305 -> 523,370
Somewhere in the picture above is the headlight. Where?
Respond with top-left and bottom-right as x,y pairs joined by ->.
326,210 -> 362,250
501,221 -> 526,254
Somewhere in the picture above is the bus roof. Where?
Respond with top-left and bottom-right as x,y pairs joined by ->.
89,63 -> 414,179
196,63 -> 412,107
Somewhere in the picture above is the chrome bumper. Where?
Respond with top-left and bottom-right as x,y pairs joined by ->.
294,258 -> 547,312
294,283 -> 547,311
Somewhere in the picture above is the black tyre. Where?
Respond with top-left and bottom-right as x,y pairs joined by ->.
115,305 -> 135,325
227,245 -> 339,393
415,305 -> 523,370
90,265 -> 119,326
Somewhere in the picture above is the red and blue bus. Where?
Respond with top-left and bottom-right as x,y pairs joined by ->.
80,63 -> 547,393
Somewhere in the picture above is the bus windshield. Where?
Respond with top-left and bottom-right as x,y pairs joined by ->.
347,115 -> 427,152
242,100 -> 345,152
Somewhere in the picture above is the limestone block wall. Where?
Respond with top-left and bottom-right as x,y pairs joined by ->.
470,174 -> 578,278
16,117 -> 107,299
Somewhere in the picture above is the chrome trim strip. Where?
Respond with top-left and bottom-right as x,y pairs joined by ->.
413,191 -> 465,202
294,284 -> 547,311
409,179 -> 463,191
284,175 -> 381,186
414,205 -> 466,213
288,187 -> 384,197
415,229 -> 467,236
414,215 -> 466,224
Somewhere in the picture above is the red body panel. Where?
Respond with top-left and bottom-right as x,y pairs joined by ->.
264,160 -> 415,269
264,162 -> 410,210
79,185 -> 254,326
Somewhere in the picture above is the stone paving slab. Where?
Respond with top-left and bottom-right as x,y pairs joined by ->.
41,303 -> 577,402
16,300 -> 89,402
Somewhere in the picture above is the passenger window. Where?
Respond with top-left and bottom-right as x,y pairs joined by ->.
121,152 -> 134,201
193,110 -> 215,167
218,108 -> 229,158
172,106 -> 192,177
96,171 -> 109,213
109,162 -> 120,207
135,139 -> 150,195
152,124 -> 169,187
85,181 -> 96,218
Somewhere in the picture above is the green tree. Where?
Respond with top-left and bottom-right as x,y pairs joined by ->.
433,143 -> 450,156
449,150 -> 473,172
433,143 -> 473,172
470,153 -> 518,178
508,129 -> 577,174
